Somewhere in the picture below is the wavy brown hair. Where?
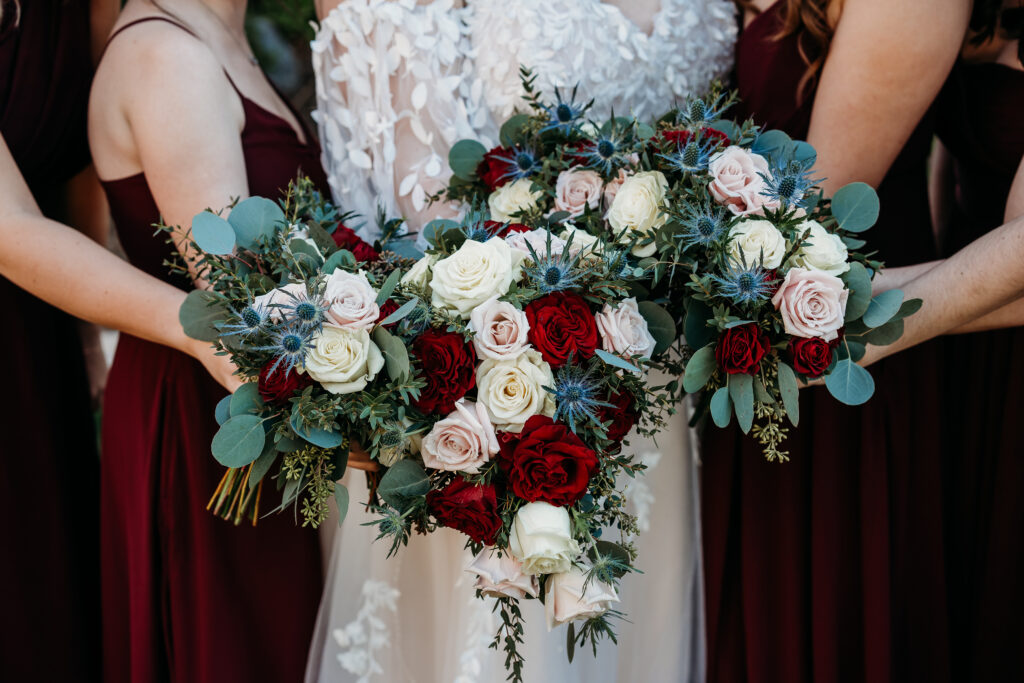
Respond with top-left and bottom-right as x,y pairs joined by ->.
739,0 -> 838,102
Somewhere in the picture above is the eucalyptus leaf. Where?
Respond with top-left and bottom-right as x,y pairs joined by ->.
832,182 -> 880,233
289,408 -> 344,449
889,297 -> 923,323
684,300 -> 715,350
375,269 -> 402,306
289,238 -> 323,265
380,297 -> 419,326
793,140 -> 817,164
383,238 -> 424,260
211,415 -> 266,468
636,301 -> 676,356
334,483 -> 350,527
728,374 -> 754,434
710,386 -> 732,428
863,289 -> 904,328
567,623 -> 576,664
322,249 -> 355,274
842,262 -> 872,322
636,122 -> 656,140
682,344 -> 717,393
192,211 -> 236,255
373,326 -> 411,380
847,341 -> 866,363
248,441 -> 279,490
595,348 -> 640,374
753,378 -> 774,404
377,460 -> 430,511
228,196 -> 285,251
499,114 -> 531,147
724,319 -> 755,329
825,358 -> 875,405
777,362 -> 800,427
448,139 -> 487,180
306,221 -> 339,255
422,219 -> 460,247
275,433 -> 303,452
179,289 -> 228,342
752,129 -> 792,158
842,236 -> 867,250
708,119 -> 739,142
858,318 -> 905,346
229,382 -> 263,417
214,395 -> 231,426
587,541 -> 632,577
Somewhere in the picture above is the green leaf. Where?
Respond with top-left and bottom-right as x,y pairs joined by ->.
858,318 -> 904,346
831,182 -> 880,233
228,196 -> 285,251
824,358 -> 875,405
289,408 -> 344,449
375,269 -> 402,306
842,236 -> 867,250
377,460 -> 430,511
636,122 -> 657,140
192,211 -> 236,255
728,374 -> 755,434
322,249 -> 356,274
863,289 -> 904,328
289,238 -> 323,265
334,483 -> 349,527
248,441 -> 279,490
684,300 -> 714,349
708,119 -> 739,142
306,221 -> 339,255
594,348 -> 640,373
636,301 -> 676,356
383,238 -> 424,260
889,297 -> 923,323
753,378 -> 774,404
567,622 -> 576,664
752,129 -> 792,158
448,139 -> 487,180
211,415 -> 266,468
214,394 -> 232,426
373,326 -> 411,380
682,344 -> 717,393
380,297 -> 419,326
275,433 -> 303,452
422,219 -> 460,247
842,261 -> 872,322
793,140 -> 817,164
710,386 -> 732,428
179,289 -> 228,342
499,114 -> 531,147
229,382 -> 263,417
777,362 -> 800,427
587,541 -> 632,577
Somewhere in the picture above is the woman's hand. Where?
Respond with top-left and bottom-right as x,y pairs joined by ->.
185,337 -> 243,393
347,441 -> 379,472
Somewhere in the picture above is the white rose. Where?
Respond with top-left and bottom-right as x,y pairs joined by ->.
401,254 -> 438,290
476,349 -> 555,433
430,238 -> 525,319
606,171 -> 668,258
303,325 -> 384,394
468,296 -> 531,360
322,269 -> 380,331
560,225 -> 602,259
595,297 -> 657,360
466,547 -> 540,600
508,502 -> 581,576
420,400 -> 499,474
505,228 -> 567,259
488,178 -> 543,222
553,169 -> 603,217
253,282 -> 307,322
790,220 -> 850,276
727,218 -> 787,269
544,564 -> 620,631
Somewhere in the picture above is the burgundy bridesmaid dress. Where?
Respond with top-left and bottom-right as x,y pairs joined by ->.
0,1 -> 101,680
98,18 -> 327,683
935,60 -> 1024,681
701,4 -> 950,682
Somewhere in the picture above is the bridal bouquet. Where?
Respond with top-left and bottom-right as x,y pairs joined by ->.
174,178 -> 422,527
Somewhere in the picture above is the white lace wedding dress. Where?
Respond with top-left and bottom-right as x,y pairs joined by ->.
306,2 -> 736,681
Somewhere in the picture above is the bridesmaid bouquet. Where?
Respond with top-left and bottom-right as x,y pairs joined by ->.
174,179 -> 422,528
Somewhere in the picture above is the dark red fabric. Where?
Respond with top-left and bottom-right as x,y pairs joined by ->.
0,1 -> 101,681
703,4 -> 948,682
98,19 -> 327,683
934,61 -> 1024,681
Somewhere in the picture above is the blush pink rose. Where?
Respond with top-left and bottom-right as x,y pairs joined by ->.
420,399 -> 499,474
707,146 -> 781,217
253,282 -> 307,322
505,228 -> 567,258
466,547 -> 539,599
602,168 -> 632,208
771,267 -> 849,342
595,297 -> 657,360
544,564 -> 619,631
553,169 -> 603,217
469,296 -> 531,360
323,269 -> 380,330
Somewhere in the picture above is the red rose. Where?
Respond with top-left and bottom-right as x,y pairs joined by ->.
477,146 -> 514,191
486,220 -> 532,238
332,223 -> 379,262
788,337 -> 836,378
597,390 -> 639,442
427,478 -> 503,545
258,361 -> 313,405
715,323 -> 770,375
563,141 -> 591,167
659,127 -> 729,148
376,299 -> 399,328
411,329 -> 477,414
506,415 -> 599,506
525,292 -> 599,368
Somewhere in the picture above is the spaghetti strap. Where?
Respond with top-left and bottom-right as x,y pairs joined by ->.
102,16 -> 199,59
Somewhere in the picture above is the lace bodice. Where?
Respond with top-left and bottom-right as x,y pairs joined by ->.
312,0 -> 737,239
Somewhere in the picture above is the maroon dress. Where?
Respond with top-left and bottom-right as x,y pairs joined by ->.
0,1 -> 101,680
98,18 -> 327,683
935,60 -> 1024,681
702,4 -> 949,682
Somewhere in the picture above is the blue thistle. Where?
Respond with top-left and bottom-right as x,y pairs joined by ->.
602,247 -> 635,280
712,259 -> 776,305
759,154 -> 822,209
490,145 -> 541,184
675,93 -> 731,128
579,119 -> 634,175
548,362 -> 614,433
254,322 -> 314,376
658,134 -> 717,174
540,88 -> 587,135
676,201 -> 729,249
275,286 -> 328,335
523,235 -> 585,294
219,300 -> 269,339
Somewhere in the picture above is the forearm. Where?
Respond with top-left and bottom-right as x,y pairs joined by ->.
947,296 -> 1024,333
871,260 -> 940,294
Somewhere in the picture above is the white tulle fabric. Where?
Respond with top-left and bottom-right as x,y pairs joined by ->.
308,1 -> 735,681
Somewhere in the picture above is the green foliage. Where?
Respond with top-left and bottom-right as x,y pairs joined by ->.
831,182 -> 880,233
229,196 -> 286,251
179,290 -> 227,342
377,460 -> 430,512
448,139 -> 488,181
682,344 -> 716,393
212,415 -> 266,467
825,357 -> 876,406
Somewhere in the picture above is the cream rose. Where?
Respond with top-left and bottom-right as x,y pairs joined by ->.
400,254 -> 438,290
708,146 -> 781,216
253,282 -> 307,322
468,296 -> 531,360
553,169 -> 603,217
420,399 -> 498,474
303,325 -> 385,394
560,225 -> 602,259
771,267 -> 849,341
727,219 -> 787,269
544,564 -> 620,631
430,238 -> 525,319
466,547 -> 540,599
595,297 -> 657,360
322,269 -> 380,330
606,170 -> 668,258
505,228 -> 567,259
476,349 -> 556,433
790,220 -> 850,276
488,178 -> 543,222
508,502 -> 581,576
